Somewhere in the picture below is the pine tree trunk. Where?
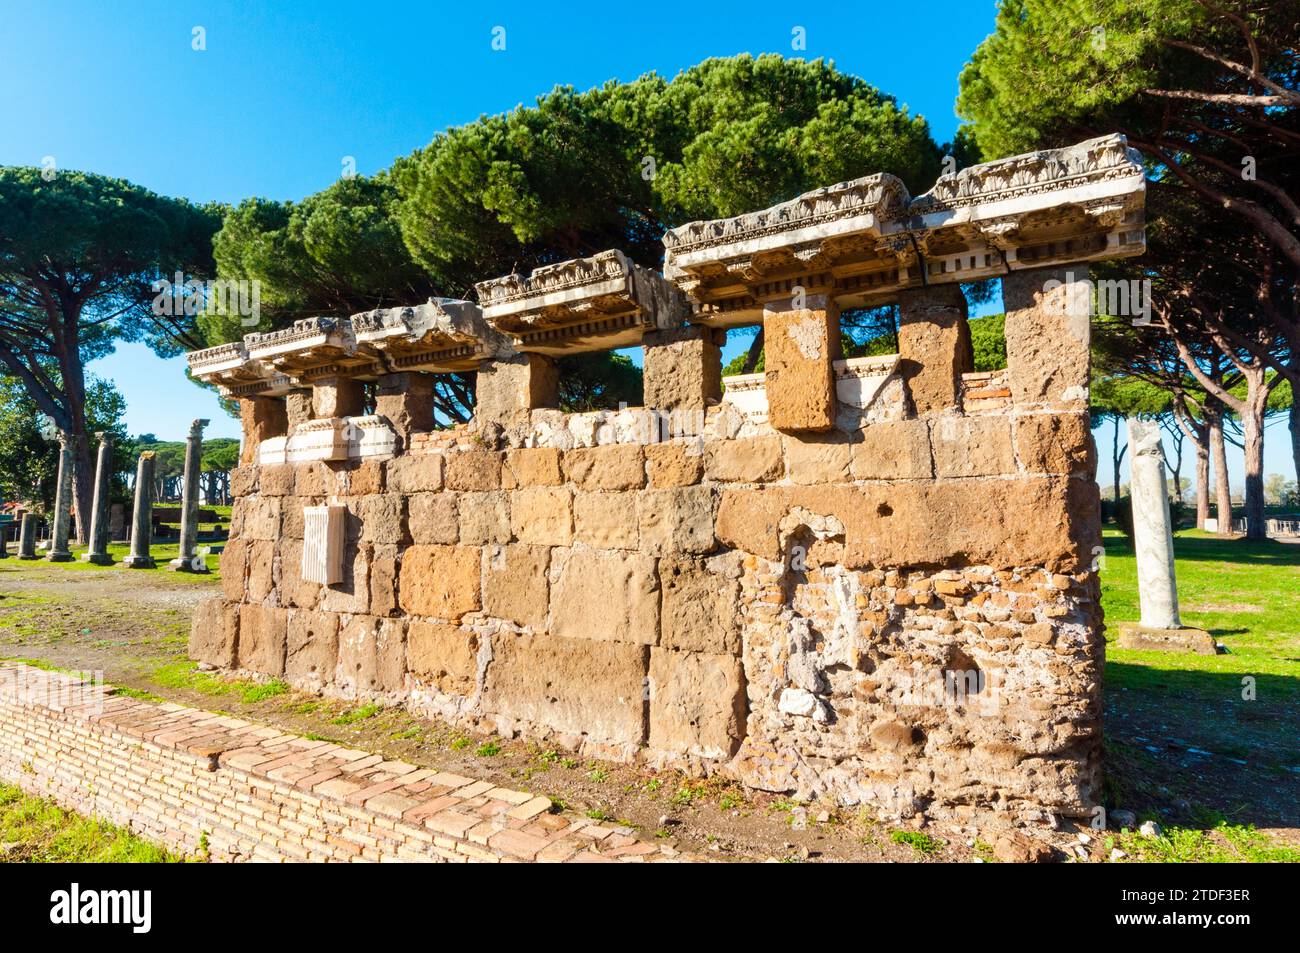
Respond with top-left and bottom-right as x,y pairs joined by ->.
1195,444 -> 1210,530
1208,403 -> 1233,534
1242,373 -> 1268,541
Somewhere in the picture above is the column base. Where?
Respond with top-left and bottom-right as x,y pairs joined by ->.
121,555 -> 157,569
82,553 -> 114,565
18,554 -> 39,561
168,555 -> 210,573
1116,623 -> 1218,655
47,553 -> 73,562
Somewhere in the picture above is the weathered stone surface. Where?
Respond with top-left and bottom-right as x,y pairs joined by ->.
279,538 -> 319,610
259,464 -> 295,497
930,416 -> 1016,478
563,445 -> 645,491
897,284 -> 972,415
445,451 -> 502,491
502,447 -> 562,488
476,353 -> 559,428
642,325 -> 723,412
482,544 -> 549,628
312,377 -> 365,418
510,486 -> 572,546
230,466 -> 258,498
785,434 -> 851,484
294,462 -> 329,497
239,397 -> 287,466
343,459 -> 385,496
407,492 -> 458,544
285,390 -> 312,430
374,372 -> 434,445
849,419 -> 933,480
319,545 -> 370,615
247,539 -> 277,603
645,442 -> 703,487
705,436 -> 784,483
386,453 -> 443,494
551,550 -> 660,644
407,621 -> 479,694
1015,412 -> 1094,475
482,633 -> 648,746
220,538 -> 248,602
573,492 -> 640,549
637,486 -> 716,555
659,556 -> 740,655
190,597 -> 238,669
1003,266 -> 1091,410
369,544 -> 399,617
994,831 -> 1056,864
457,491 -> 511,545
241,498 -> 281,541
336,615 -> 406,696
763,300 -> 838,432
649,648 -> 746,760
286,608 -> 339,691
1116,623 -> 1217,655
398,545 -> 482,619
351,494 -> 408,545
237,604 -> 287,676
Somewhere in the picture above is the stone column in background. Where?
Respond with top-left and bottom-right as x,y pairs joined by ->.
47,434 -> 74,562
0,515 -> 8,558
123,451 -> 157,569
17,512 -> 37,559
169,419 -> 210,572
82,431 -> 115,564
898,283 -> 973,415
1118,417 -> 1216,654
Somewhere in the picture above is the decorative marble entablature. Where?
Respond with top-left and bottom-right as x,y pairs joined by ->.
258,415 -> 398,465
475,249 -> 690,354
352,298 -> 505,372
664,135 -> 1146,326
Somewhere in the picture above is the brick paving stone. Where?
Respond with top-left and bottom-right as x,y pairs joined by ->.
507,795 -> 552,821
488,828 -> 550,861
425,810 -> 479,838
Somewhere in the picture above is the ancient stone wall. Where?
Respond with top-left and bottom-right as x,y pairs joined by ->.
188,135 -> 1145,824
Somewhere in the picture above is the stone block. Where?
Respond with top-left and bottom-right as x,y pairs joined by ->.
293,461 -> 330,497
407,492 -> 459,545
311,376 -> 365,418
659,556 -> 740,655
476,353 -> 559,428
849,419 -> 933,480
279,538 -> 319,610
343,459 -> 385,496
190,596 -> 238,669
1003,266 -> 1091,410
230,466 -> 258,498
897,284 -> 972,415
319,545 -> 370,615
482,633 -> 649,746
239,397 -> 287,466
259,464 -> 295,497
649,648 -> 746,760
704,435 -> 784,483
574,491 -> 639,549
336,615 -> 407,696
510,486 -> 572,546
399,545 -> 482,619
220,538 -> 247,602
503,447 -> 562,488
445,451 -> 503,491
1014,412 -> 1094,475
762,299 -> 838,432
347,494 -> 407,545
645,442 -> 703,487
785,434 -> 851,484
237,603 -> 287,676
562,445 -> 645,491
407,621 -> 479,694
642,325 -> 723,412
551,549 -> 660,645
285,390 -> 313,430
369,544 -> 399,617
386,453 -> 444,494
247,539 -> 277,604
286,609 -> 339,691
375,372 -> 435,445
637,486 -> 716,555
482,544 -> 550,629
930,416 -> 1016,478
241,498 -> 281,541
1116,624 -> 1218,655
457,491 -> 511,545
281,500 -> 307,540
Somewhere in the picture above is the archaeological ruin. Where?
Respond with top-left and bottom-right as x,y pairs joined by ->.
186,134 -> 1146,823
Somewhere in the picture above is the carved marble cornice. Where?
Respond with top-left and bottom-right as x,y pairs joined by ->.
352,298 -> 505,372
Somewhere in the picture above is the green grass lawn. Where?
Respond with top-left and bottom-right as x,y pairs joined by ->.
0,783 -> 186,862
21,540 -> 220,580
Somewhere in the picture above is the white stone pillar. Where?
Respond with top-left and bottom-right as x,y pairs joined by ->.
169,418 -> 210,572
1127,417 -> 1180,628
47,434 -> 74,562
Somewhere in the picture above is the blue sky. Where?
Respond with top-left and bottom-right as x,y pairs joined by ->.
0,1 -> 1292,486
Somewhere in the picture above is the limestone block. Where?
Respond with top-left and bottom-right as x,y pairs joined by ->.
237,603 -> 287,676
398,545 -> 482,619
247,539 -> 277,603
646,442 -> 703,487
897,284 -> 972,415
341,494 -> 406,546
1014,412 -> 1095,475
637,486 -> 716,555
649,648 -> 746,760
476,353 -> 560,428
241,498 -> 281,541
502,447 -> 562,488
343,459 -> 385,496
375,372 -> 435,444
551,549 -> 660,644
230,466 -> 258,498
286,609 -> 339,691
482,633 -> 649,746
457,491 -> 511,545
285,390 -> 313,430
407,621 -> 479,694
562,445 -> 645,491
294,461 -> 330,497
407,492 -> 459,545
189,596 -> 239,669
1003,266 -> 1091,410
573,492 -> 640,550
445,451 -> 503,491
482,544 -> 550,628
220,538 -> 248,602
319,545 -> 370,615
279,538 -> 320,610
336,615 -> 407,696
762,299 -> 838,432
642,325 -> 723,412
784,434 -> 851,484
510,486 -> 573,546
311,376 -> 365,419
369,544 -> 400,617
1116,623 -> 1217,655
386,453 -> 444,494
259,464 -> 295,497
930,416 -> 1016,478
240,397 -> 288,466
660,556 -> 741,655
849,420 -> 933,480
704,435 -> 784,483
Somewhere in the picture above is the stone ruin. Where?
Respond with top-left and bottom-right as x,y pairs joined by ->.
187,135 -> 1146,823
